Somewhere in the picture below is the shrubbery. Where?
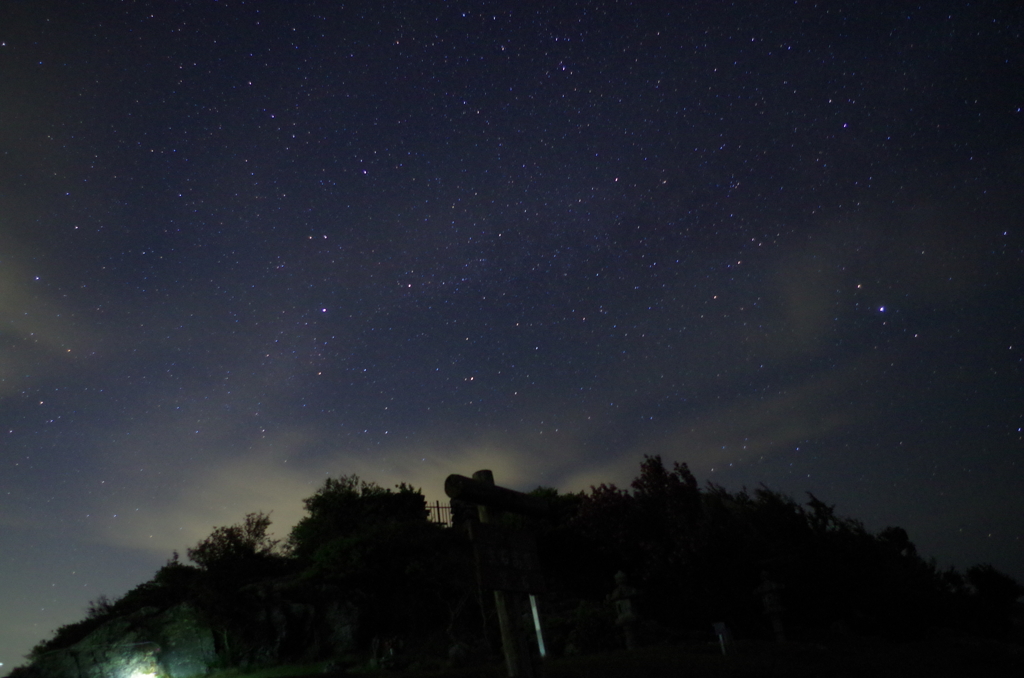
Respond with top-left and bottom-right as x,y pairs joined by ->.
187,512 -> 280,572
21,461 -> 1024,671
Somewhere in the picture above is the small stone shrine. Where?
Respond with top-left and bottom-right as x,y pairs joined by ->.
607,571 -> 639,650
712,621 -> 734,655
756,571 -> 786,642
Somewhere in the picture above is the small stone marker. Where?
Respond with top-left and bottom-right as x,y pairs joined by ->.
607,570 -> 639,650
756,571 -> 786,642
712,621 -> 734,655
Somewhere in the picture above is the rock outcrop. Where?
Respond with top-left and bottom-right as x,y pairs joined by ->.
30,603 -> 214,678
25,583 -> 359,678
234,580 -> 358,667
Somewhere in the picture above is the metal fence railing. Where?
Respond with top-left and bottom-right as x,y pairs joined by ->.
426,501 -> 452,527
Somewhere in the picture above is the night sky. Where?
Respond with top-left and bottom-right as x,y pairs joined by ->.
2,0 -> 1022,670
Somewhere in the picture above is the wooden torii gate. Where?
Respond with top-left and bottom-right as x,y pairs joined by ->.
445,470 -> 548,678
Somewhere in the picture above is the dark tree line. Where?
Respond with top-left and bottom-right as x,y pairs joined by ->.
533,456 -> 1023,645
23,458 -> 1023,670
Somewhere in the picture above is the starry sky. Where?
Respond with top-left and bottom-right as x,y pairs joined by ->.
1,0 -> 1022,670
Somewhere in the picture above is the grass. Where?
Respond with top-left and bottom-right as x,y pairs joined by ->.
211,635 -> 1024,678
207,664 -> 332,678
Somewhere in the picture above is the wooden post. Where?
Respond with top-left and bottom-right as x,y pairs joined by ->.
471,470 -> 535,678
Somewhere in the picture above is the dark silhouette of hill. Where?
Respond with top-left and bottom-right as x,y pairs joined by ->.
13,457 -> 1023,678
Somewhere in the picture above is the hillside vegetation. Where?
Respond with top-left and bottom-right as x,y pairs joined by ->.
15,457 -> 1023,677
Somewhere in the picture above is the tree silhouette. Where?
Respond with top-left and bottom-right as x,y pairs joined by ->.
187,511 -> 280,574
287,475 -> 426,561
966,563 -> 1024,639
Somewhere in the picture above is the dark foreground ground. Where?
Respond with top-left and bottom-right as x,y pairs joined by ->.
323,636 -> 1024,678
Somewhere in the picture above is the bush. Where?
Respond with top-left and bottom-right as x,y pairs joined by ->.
287,475 -> 426,561
187,512 -> 280,572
